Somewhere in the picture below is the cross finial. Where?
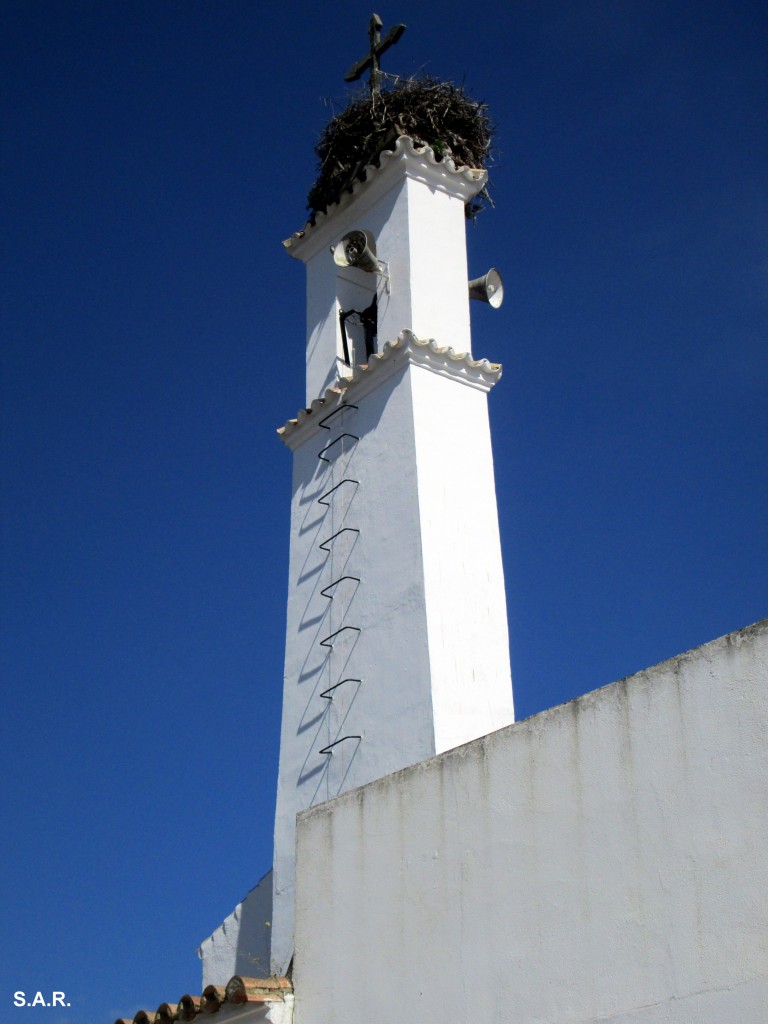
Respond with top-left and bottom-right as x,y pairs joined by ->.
344,12 -> 406,97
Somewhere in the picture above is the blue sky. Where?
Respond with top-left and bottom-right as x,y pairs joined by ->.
1,1 -> 766,1021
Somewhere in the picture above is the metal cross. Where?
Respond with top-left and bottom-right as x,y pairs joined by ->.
344,13 -> 406,96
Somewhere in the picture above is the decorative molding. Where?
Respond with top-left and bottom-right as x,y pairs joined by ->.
283,137 -> 487,262
277,330 -> 502,449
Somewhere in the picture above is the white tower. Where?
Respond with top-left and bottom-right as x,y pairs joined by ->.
271,136 -> 515,973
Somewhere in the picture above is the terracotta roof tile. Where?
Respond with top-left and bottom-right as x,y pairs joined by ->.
200,986 -> 226,1014
225,977 -> 292,1004
177,995 -> 201,1021
115,975 -> 292,1024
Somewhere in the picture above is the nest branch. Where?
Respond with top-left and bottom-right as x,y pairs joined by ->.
307,76 -> 495,220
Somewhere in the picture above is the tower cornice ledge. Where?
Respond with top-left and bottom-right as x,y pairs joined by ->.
283,136 -> 488,262
277,329 -> 502,449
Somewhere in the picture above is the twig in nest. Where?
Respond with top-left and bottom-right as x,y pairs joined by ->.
307,76 -> 495,220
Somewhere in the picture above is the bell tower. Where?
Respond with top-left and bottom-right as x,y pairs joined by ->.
271,127 -> 515,971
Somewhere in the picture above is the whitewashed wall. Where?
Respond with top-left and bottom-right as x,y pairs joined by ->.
198,869 -> 272,986
294,620 -> 768,1024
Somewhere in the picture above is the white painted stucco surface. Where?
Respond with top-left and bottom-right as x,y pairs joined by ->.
197,869 -> 272,986
294,620 -> 768,1024
410,360 -> 513,752
196,995 -> 294,1024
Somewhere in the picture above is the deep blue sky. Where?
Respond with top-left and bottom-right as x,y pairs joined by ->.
1,1 -> 766,1021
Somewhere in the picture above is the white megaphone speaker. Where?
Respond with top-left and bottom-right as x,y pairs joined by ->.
332,229 -> 384,275
468,267 -> 504,308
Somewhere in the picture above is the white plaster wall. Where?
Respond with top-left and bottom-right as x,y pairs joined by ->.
197,869 -> 273,986
405,176 -> 471,348
294,620 -> 768,1024
410,362 -> 514,751
203,996 -> 294,1024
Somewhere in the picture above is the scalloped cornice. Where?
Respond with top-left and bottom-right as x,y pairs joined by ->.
277,330 -> 501,448
283,136 -> 487,261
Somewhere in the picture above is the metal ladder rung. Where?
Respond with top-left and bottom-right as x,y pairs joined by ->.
319,527 -> 360,552
319,625 -> 361,648
318,403 -> 358,429
319,735 -> 361,755
317,479 -> 359,506
320,576 -> 360,598
318,433 -> 359,462
320,678 -> 362,699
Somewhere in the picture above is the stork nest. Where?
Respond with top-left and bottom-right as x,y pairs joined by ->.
307,77 -> 494,220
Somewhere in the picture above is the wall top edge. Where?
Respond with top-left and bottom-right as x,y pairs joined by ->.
295,616 -> 768,827
277,330 -> 502,447
282,136 -> 488,261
